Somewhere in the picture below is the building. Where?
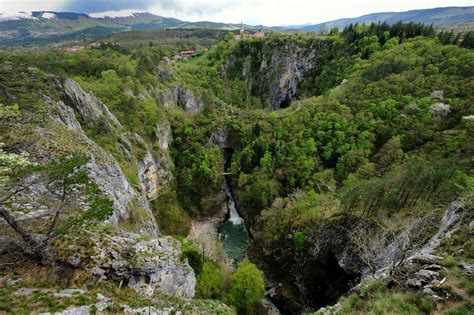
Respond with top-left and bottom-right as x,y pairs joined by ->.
60,45 -> 84,52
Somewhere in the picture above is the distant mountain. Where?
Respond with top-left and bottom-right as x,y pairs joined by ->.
301,6 -> 474,32
1,7 -> 473,46
0,10 -> 268,46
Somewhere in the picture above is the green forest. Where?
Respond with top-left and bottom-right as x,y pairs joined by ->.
0,21 -> 473,315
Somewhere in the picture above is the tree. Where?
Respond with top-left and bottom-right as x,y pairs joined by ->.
0,150 -> 96,264
348,213 -> 437,286
196,261 -> 227,299
226,259 -> 265,312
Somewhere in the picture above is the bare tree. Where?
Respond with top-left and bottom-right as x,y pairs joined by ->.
0,149 -> 89,264
349,213 -> 437,286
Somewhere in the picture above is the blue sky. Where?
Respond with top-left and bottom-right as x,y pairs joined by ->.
1,0 -> 473,25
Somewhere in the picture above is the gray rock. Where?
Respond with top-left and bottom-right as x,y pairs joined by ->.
6,278 -> 22,286
161,86 -> 203,112
53,289 -> 85,298
430,90 -> 444,100
429,102 -> 451,116
424,264 -> 442,271
414,270 -> 440,284
409,253 -> 443,265
406,279 -> 423,288
156,123 -> 173,150
138,151 -> 172,201
45,94 -> 160,237
13,288 -> 36,296
122,306 -> 175,315
316,302 -> 342,315
458,262 -> 474,276
61,79 -> 122,130
66,232 -> 195,299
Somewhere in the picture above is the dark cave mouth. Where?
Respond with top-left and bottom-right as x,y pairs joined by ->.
278,95 -> 292,109
265,251 -> 360,314
310,252 -> 360,308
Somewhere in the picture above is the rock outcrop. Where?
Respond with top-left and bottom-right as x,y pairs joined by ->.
56,231 -> 195,299
61,79 -> 122,130
138,123 -> 174,200
161,86 -> 203,112
249,219 -> 363,314
45,94 -> 159,236
225,39 -> 331,109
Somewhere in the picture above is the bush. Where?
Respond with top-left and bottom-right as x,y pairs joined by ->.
196,261 -> 227,299
150,192 -> 191,236
226,259 -> 265,312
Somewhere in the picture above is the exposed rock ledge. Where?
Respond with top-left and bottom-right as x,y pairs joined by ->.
56,231 -> 195,299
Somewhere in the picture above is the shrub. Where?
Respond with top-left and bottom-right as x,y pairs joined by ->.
196,261 -> 227,299
226,259 -> 265,312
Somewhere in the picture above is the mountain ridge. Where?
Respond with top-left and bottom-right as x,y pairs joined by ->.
301,6 -> 474,32
0,6 -> 473,46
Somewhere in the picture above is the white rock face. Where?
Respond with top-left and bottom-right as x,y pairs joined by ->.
45,91 -> 159,236
64,232 -> 196,299
138,151 -> 172,200
138,123 -> 174,200
161,86 -> 203,112
61,79 -> 122,129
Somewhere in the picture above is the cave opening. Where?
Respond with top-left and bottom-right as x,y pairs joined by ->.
279,95 -> 292,109
263,251 -> 360,314
306,251 -> 360,310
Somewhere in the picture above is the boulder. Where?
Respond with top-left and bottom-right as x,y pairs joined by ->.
458,262 -> 474,276
409,253 -> 443,265
58,231 -> 195,299
415,269 -> 439,282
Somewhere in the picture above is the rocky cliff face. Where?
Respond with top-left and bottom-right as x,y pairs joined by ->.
55,81 -> 159,236
250,201 -> 470,314
137,122 -> 174,201
61,78 -> 123,130
56,231 -> 195,299
225,39 -> 332,109
1,69 -> 196,299
249,218 -> 363,314
161,85 -> 203,112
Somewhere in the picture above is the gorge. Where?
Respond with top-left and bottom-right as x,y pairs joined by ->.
0,21 -> 473,315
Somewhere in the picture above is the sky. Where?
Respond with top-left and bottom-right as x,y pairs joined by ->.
0,0 -> 473,25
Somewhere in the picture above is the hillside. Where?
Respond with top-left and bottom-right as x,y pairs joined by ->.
1,7 -> 474,47
1,18 -> 473,315
0,11 -> 255,46
302,6 -> 474,32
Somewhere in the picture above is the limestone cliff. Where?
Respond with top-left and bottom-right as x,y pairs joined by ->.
0,66 -> 195,299
224,38 -> 333,109
161,85 -> 203,112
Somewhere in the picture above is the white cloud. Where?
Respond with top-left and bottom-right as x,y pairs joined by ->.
148,0 -> 474,25
0,0 -> 472,25
0,0 -> 66,13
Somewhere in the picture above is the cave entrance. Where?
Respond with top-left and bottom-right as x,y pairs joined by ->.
265,251 -> 360,314
279,95 -> 292,109
309,252 -> 360,309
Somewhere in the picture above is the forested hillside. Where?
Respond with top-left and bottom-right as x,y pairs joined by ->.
0,21 -> 473,314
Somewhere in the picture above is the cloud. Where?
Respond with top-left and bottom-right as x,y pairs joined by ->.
1,0 -> 472,24
0,0 -> 66,13
63,0 -> 156,13
148,0 -> 474,26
